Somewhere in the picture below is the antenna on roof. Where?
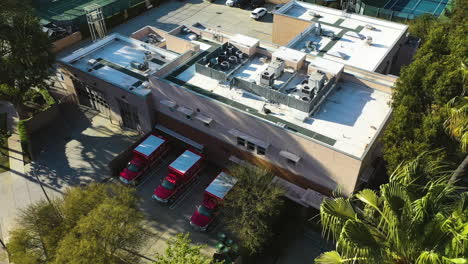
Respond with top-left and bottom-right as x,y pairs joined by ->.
84,4 -> 107,42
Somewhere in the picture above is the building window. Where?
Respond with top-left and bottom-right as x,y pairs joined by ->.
247,141 -> 255,151
237,137 -> 245,147
257,146 -> 266,155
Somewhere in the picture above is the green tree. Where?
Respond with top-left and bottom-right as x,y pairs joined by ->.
444,96 -> 468,186
382,0 -> 467,173
154,233 -> 221,264
315,153 -> 468,264
0,0 -> 54,119
7,183 -> 147,264
408,14 -> 437,42
222,165 -> 284,254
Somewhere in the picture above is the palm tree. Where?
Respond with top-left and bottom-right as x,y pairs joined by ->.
315,153 -> 468,264
444,96 -> 468,186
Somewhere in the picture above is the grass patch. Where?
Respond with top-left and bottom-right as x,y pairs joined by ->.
18,119 -> 32,164
0,112 -> 10,173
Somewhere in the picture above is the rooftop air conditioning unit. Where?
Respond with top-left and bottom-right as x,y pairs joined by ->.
228,55 -> 238,65
260,70 -> 275,86
236,50 -> 244,60
308,11 -> 319,17
309,72 -> 325,91
220,61 -> 230,71
365,24 -> 376,30
141,81 -> 150,88
365,36 -> 373,45
267,59 -> 285,78
130,61 -> 148,71
88,59 -> 98,66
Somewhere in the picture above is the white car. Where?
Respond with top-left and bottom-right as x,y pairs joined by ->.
250,8 -> 267,20
226,0 -> 235,6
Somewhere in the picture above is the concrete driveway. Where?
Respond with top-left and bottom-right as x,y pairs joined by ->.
28,105 -> 139,198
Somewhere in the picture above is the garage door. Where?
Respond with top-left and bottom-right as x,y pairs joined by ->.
74,80 -> 110,115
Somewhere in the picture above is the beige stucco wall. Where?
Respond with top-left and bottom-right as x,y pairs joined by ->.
150,77 -> 363,195
59,64 -> 154,132
273,14 -> 312,45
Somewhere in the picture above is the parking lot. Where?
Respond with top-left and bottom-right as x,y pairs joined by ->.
59,0 -> 275,57
117,144 -> 226,261
113,0 -> 274,41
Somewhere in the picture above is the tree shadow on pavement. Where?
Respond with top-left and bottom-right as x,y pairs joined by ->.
27,104 -> 138,193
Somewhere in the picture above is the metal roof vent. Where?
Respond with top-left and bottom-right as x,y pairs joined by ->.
87,59 -> 98,66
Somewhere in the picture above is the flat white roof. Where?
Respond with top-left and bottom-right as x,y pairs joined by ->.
272,46 -> 306,63
177,62 -> 391,157
134,135 -> 165,157
281,1 -> 408,71
205,172 -> 237,199
229,34 -> 260,48
60,34 -> 179,96
169,150 -> 202,174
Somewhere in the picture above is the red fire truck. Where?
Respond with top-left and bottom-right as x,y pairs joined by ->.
119,133 -> 169,185
152,149 -> 204,203
190,171 -> 237,231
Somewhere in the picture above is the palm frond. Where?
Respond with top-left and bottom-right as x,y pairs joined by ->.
337,220 -> 384,262
320,198 -> 357,241
416,251 -> 445,264
314,251 -> 366,264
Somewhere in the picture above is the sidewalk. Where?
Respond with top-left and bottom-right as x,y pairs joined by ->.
0,101 -> 43,246
0,247 -> 8,264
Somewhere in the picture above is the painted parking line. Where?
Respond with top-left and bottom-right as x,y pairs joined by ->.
136,158 -> 170,189
169,170 -> 213,210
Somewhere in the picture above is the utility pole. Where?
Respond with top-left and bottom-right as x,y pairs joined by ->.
0,238 -> 6,249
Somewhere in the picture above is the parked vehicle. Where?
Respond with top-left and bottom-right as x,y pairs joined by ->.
250,7 -> 267,20
119,133 -> 169,185
225,0 -> 235,6
251,0 -> 265,8
226,0 -> 248,8
190,171 -> 237,231
152,149 -> 204,203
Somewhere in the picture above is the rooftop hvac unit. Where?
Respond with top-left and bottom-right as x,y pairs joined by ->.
236,50 -> 244,60
141,81 -> 150,88
322,30 -> 335,39
227,46 -> 234,55
218,54 -> 227,62
260,70 -> 275,86
305,40 -> 316,51
88,59 -> 98,66
209,57 -> 218,67
301,96 -> 310,102
365,36 -> 373,45
267,59 -> 285,78
182,27 -> 191,34
228,55 -> 238,65
308,11 -> 320,17
220,61 -> 230,71
309,71 -> 325,91
130,61 -> 148,71
365,24 -> 376,30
